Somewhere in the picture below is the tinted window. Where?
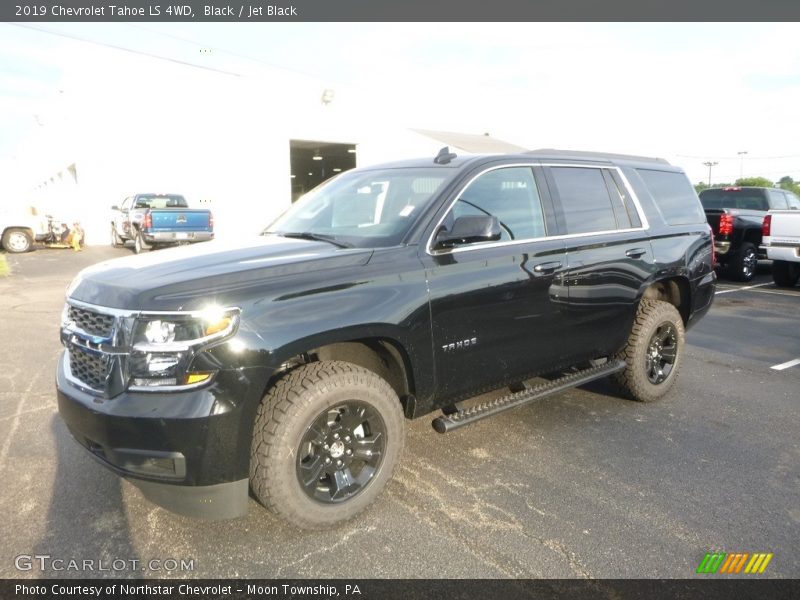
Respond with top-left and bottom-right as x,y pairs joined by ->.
449,167 -> 545,242
768,189 -> 789,210
698,189 -> 769,211
637,169 -> 705,225
550,167 -> 617,234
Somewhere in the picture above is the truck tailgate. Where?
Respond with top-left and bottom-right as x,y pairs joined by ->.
149,209 -> 212,232
768,210 -> 800,240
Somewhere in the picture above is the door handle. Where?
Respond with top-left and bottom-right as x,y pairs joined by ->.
625,248 -> 647,258
533,261 -> 562,274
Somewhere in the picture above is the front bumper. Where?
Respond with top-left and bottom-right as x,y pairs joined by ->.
56,351 -> 270,519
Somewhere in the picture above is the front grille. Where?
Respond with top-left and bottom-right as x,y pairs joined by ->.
68,345 -> 110,390
68,305 -> 115,338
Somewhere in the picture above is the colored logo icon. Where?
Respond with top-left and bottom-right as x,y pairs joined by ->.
697,552 -> 773,574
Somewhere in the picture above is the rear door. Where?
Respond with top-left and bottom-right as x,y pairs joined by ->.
544,164 -> 654,360
421,164 -> 572,403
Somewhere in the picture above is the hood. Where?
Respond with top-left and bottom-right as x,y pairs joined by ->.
68,236 -> 374,310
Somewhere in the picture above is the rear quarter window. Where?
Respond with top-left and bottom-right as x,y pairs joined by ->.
637,169 -> 705,225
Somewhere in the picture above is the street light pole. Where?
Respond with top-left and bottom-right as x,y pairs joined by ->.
737,151 -> 748,179
703,161 -> 718,186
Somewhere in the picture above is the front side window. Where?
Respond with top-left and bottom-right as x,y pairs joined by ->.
267,167 -> 452,248
549,167 -> 618,234
445,166 -> 546,243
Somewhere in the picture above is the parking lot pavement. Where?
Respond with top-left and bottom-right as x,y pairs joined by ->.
0,249 -> 798,579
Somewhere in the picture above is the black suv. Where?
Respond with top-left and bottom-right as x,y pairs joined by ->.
57,149 -> 715,527
699,186 -> 800,281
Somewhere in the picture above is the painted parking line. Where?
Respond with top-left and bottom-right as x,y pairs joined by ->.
771,358 -> 800,371
715,282 -> 773,295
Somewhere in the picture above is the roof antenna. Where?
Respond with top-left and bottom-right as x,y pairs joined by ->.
434,146 -> 457,165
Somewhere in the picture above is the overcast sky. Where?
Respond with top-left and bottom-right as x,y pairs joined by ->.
2,22 -> 800,189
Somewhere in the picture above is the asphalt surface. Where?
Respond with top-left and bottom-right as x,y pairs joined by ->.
0,246 -> 798,579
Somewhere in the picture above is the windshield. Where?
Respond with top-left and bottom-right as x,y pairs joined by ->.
699,189 -> 768,211
266,167 -> 451,247
134,194 -> 188,209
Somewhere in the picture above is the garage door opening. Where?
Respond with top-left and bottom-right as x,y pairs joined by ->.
290,140 -> 357,202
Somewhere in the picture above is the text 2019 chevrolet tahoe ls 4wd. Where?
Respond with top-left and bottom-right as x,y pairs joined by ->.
57,149 -> 715,528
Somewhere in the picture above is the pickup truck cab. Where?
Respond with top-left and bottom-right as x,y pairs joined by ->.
699,186 -> 800,281
111,193 -> 213,254
58,149 -> 715,527
763,209 -> 800,287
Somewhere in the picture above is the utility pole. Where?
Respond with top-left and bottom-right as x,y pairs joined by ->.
737,151 -> 748,179
703,161 -> 718,186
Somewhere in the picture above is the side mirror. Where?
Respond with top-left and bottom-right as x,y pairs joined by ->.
435,215 -> 502,249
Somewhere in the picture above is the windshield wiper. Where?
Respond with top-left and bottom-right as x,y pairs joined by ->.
271,231 -> 353,248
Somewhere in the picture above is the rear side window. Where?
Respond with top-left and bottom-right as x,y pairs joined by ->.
786,192 -> 800,209
638,169 -> 705,225
549,167 -> 618,234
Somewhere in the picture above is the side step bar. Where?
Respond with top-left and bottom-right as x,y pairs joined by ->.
432,359 -> 626,433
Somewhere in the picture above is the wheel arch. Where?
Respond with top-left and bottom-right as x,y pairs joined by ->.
264,336 -> 417,417
639,276 -> 691,325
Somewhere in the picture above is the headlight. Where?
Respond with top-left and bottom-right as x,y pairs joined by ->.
129,306 -> 240,389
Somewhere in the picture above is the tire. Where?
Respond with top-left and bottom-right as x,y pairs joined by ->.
2,228 -> 33,253
133,230 -> 148,254
250,361 -> 404,529
111,224 -> 123,247
613,299 -> 685,403
772,260 -> 800,287
728,242 -> 758,282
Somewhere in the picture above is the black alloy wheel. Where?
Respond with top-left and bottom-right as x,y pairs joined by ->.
297,402 -> 386,504
645,322 -> 678,385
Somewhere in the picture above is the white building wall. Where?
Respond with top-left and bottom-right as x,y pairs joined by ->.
13,47 -> 471,245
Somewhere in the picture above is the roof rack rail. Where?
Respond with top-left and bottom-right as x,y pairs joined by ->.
526,148 -> 670,165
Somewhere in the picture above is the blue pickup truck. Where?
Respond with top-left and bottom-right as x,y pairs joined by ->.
111,193 -> 213,254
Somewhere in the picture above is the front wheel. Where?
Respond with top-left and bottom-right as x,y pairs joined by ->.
772,260 -> 800,287
2,228 -> 33,253
111,224 -> 123,247
250,361 -> 404,529
613,299 -> 685,403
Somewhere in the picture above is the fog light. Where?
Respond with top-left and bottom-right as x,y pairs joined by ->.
185,372 -> 212,385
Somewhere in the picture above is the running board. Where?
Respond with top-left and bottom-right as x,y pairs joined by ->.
432,359 -> 626,433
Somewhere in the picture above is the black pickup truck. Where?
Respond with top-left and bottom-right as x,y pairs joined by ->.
699,186 -> 800,281
57,149 -> 715,528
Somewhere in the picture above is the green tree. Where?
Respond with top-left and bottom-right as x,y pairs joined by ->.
735,176 -> 774,187
778,175 -> 800,196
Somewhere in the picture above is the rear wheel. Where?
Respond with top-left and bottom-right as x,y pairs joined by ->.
772,260 -> 800,287
2,228 -> 33,253
133,230 -> 148,254
614,299 -> 685,403
250,361 -> 404,529
729,242 -> 758,282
